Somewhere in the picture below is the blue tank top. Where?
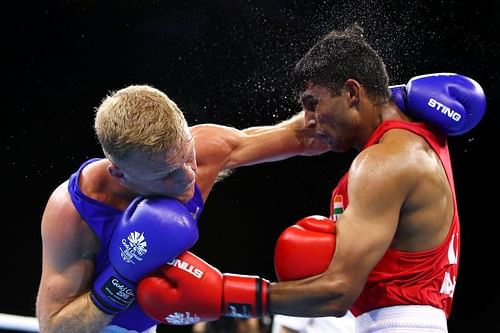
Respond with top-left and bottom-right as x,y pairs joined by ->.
68,158 -> 204,331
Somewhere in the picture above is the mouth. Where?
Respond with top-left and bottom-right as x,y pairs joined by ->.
315,132 -> 332,143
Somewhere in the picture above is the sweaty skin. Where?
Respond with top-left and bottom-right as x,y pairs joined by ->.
36,114 -> 328,333
268,82 -> 453,317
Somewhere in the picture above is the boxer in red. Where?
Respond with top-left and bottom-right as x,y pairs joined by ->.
137,24 -> 485,333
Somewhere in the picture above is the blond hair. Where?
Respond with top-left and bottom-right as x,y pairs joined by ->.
94,85 -> 189,162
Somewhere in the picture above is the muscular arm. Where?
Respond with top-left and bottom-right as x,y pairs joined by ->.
36,182 -> 111,333
269,138 -> 416,317
238,111 -> 324,147
192,112 -> 329,198
230,111 -> 329,164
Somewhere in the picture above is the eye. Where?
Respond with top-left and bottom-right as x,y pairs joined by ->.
301,94 -> 318,112
159,174 -> 171,181
160,169 -> 177,180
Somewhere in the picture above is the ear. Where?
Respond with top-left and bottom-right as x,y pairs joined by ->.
108,163 -> 127,184
343,79 -> 362,108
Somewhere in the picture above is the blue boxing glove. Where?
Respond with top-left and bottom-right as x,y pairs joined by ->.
91,196 -> 199,315
390,73 -> 486,135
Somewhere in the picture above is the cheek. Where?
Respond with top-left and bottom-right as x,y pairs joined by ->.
317,113 -> 338,132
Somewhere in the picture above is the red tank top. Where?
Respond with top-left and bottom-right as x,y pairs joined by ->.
330,120 -> 460,318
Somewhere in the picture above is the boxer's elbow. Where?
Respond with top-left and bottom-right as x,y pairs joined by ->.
319,276 -> 357,317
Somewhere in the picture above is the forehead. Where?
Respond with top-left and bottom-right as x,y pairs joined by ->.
301,82 -> 333,97
121,136 -> 195,178
300,83 -> 335,107
163,136 -> 194,167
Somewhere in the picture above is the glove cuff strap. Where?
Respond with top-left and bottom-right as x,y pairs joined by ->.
257,277 -> 269,316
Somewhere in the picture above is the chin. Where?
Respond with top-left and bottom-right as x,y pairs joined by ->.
329,140 -> 352,153
329,143 -> 342,152
181,183 -> 196,199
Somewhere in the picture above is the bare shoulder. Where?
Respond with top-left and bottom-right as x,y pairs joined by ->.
188,124 -> 240,198
191,124 -> 241,147
190,124 -> 242,165
190,123 -> 240,138
42,181 -> 99,265
349,129 -> 432,198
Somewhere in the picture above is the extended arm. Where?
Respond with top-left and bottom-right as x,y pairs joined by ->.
192,112 -> 329,198
194,111 -> 328,166
238,111 -> 328,157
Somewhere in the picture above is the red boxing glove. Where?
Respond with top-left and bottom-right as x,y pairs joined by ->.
274,215 -> 336,281
136,252 -> 269,325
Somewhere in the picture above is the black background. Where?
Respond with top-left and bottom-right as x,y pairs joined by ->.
4,0 -> 499,332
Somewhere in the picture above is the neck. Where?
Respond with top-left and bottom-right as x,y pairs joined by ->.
381,102 -> 412,122
355,102 -> 403,151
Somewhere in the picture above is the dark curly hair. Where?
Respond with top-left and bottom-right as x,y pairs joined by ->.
293,24 -> 390,102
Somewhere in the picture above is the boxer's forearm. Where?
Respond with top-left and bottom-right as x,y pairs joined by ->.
38,293 -> 112,333
239,111 -> 329,160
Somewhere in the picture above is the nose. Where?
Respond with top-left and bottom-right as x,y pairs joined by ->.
187,158 -> 200,183
181,162 -> 196,183
303,110 -> 317,129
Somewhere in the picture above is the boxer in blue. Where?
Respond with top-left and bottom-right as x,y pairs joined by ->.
35,84 -> 329,333
36,71 -> 484,332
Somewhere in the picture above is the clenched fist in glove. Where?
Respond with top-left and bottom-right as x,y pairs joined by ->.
274,215 -> 336,281
137,251 -> 269,325
390,73 -> 486,136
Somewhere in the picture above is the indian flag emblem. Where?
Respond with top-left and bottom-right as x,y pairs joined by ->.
333,195 -> 344,221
